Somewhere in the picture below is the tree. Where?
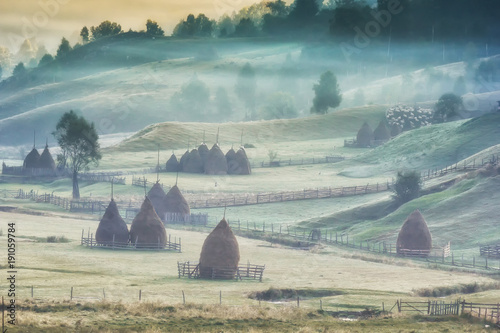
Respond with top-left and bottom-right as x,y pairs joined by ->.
393,170 -> 422,204
52,110 -> 101,199
288,0 -> 319,24
13,62 -> 26,77
146,19 -> 164,36
266,0 -> 288,16
235,63 -> 257,119
260,92 -> 297,120
215,87 -> 232,120
90,21 -> 122,40
234,18 -> 259,37
38,53 -> 54,67
56,37 -> 72,60
173,14 -> 215,37
433,93 -> 463,123
311,71 -> 342,114
80,26 -> 89,43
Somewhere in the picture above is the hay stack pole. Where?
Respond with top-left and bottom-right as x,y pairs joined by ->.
199,217 -> 240,279
396,209 -> 432,256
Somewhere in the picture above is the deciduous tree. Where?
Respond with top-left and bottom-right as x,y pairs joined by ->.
311,71 -> 342,114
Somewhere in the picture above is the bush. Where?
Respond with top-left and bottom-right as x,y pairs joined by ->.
46,235 -> 69,243
393,170 -> 422,204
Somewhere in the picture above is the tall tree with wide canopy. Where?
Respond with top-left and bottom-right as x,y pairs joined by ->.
311,71 -> 342,114
53,111 -> 101,199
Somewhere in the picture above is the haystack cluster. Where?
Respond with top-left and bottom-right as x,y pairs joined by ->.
355,121 -> 391,148
166,144 -> 251,175
22,144 -> 57,174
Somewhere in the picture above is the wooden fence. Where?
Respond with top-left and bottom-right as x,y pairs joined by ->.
462,301 -> 500,324
177,261 -> 265,282
81,230 -> 181,252
480,244 -> 500,258
78,172 -> 125,184
249,155 -> 345,169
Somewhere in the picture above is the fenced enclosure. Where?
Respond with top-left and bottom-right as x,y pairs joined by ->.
480,244 -> 500,258
81,229 -> 182,252
177,261 -> 265,282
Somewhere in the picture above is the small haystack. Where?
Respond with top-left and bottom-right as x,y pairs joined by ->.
373,121 -> 391,142
396,210 -> 432,255
37,144 -> 56,170
23,148 -> 40,169
198,143 -> 209,165
183,149 -> 204,173
235,148 -> 251,175
147,182 -> 167,221
356,122 -> 373,148
226,148 -> 238,174
129,197 -> 167,248
179,150 -> 190,172
165,154 -> 179,172
96,199 -> 129,245
164,184 -> 190,217
199,218 -> 240,279
205,144 -> 227,175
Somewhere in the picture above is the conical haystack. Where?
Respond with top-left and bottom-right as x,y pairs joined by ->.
199,218 -> 240,279
235,148 -> 251,175
198,143 -> 209,165
356,122 -> 373,148
226,148 -> 238,174
391,123 -> 402,137
96,199 -> 129,245
147,182 -> 167,221
23,148 -> 40,169
129,197 -> 167,248
205,144 -> 227,175
164,185 -> 190,217
179,150 -> 190,171
165,154 -> 179,172
183,149 -> 204,173
373,120 -> 391,142
396,210 -> 432,256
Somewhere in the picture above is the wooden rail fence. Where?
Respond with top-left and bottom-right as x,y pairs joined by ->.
177,261 -> 265,281
81,229 -> 181,252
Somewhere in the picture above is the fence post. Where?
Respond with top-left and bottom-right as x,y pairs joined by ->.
182,290 -> 186,305
297,296 -> 300,308
220,290 -> 222,305
31,286 -> 34,298
70,287 -> 73,301
139,290 -> 142,301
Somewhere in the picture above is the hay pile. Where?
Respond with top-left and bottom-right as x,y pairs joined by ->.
373,121 -> 391,142
198,143 -> 209,165
129,197 -> 167,248
226,148 -> 238,174
396,210 -> 432,255
164,185 -> 190,216
205,144 -> 227,175
165,154 -> 179,172
37,144 -> 56,170
179,151 -> 190,171
199,218 -> 240,279
96,199 -> 129,245
23,148 -> 40,169
356,122 -> 373,148
183,149 -> 204,173
235,148 -> 251,175
147,182 -> 167,221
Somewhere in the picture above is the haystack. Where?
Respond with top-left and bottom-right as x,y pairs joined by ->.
199,218 -> 240,279
164,184 -> 190,217
373,121 -> 391,142
165,154 -> 179,172
391,123 -> 402,137
226,148 -> 238,174
183,149 -> 204,173
23,148 -> 40,169
198,143 -> 209,165
396,210 -> 432,255
147,182 -> 167,221
37,144 -> 56,170
205,144 -> 227,175
235,148 -> 251,175
95,199 -> 129,245
129,196 -> 167,248
356,122 -> 373,148
179,150 -> 190,171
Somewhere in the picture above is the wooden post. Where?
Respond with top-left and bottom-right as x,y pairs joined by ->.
486,257 -> 488,269
297,296 -> 300,308
220,291 -> 222,305
182,290 -> 186,305
139,290 -> 142,301
320,299 -> 323,310
70,287 -> 73,300
31,285 -> 34,298
103,288 -> 106,300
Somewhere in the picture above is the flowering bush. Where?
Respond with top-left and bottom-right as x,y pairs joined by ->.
386,104 -> 433,131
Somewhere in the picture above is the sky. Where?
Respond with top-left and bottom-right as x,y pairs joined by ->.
0,0 -> 260,53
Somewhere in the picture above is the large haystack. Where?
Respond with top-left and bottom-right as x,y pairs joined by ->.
235,148 -> 251,175
179,150 -> 190,171
396,210 -> 432,255
37,144 -> 56,170
23,148 -> 40,169
356,122 -> 373,148
165,154 -> 179,172
199,218 -> 240,279
96,199 -> 129,245
373,121 -> 391,142
147,182 -> 167,221
226,148 -> 238,174
129,197 -> 167,248
198,143 -> 209,165
205,144 -> 227,175
183,149 -> 204,173
164,185 -> 190,217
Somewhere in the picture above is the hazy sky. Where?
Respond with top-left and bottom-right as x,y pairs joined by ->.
0,0 -> 260,52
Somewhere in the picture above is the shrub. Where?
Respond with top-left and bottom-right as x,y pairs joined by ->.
46,235 -> 69,243
393,170 -> 422,204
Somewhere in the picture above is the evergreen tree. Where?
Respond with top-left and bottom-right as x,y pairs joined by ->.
56,37 -> 72,60
13,62 -> 27,76
311,71 -> 342,114
80,26 -> 89,43
38,54 -> 54,67
146,19 -> 164,36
